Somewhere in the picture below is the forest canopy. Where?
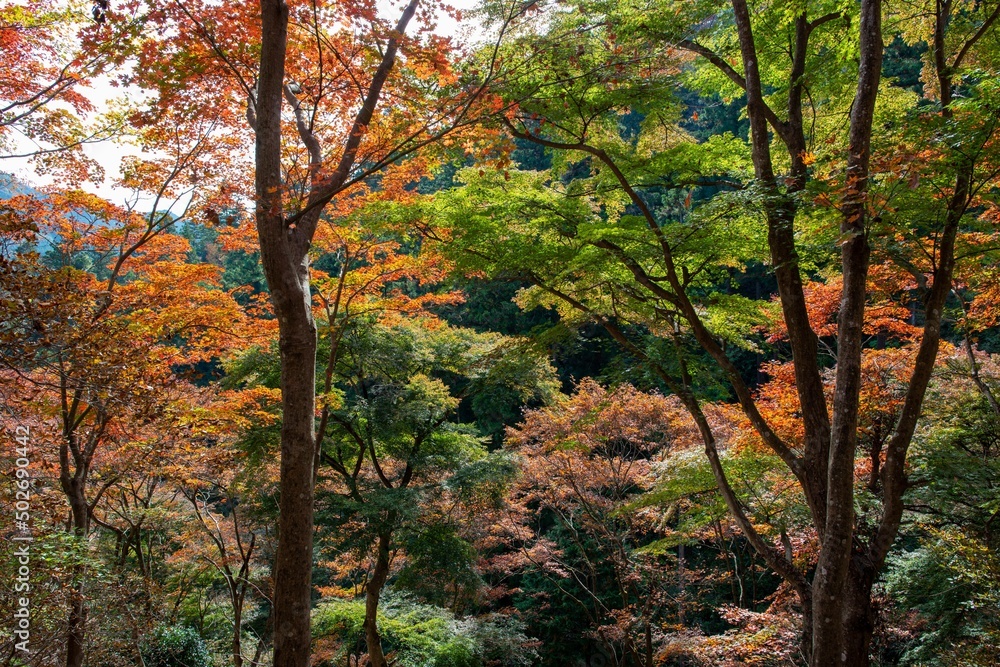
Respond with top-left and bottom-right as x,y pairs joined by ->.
2,1 -> 1000,666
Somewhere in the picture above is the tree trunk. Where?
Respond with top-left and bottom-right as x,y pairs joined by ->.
730,0 -> 830,530
63,478 -> 89,667
233,600 -> 244,667
254,1 -> 420,664
841,556 -> 877,666
269,308 -> 318,667
364,532 -> 392,667
811,0 -> 882,663
256,3 -> 318,667
65,582 -> 87,667
677,543 -> 685,625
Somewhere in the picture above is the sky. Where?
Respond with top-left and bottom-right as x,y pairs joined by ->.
2,0 -> 483,208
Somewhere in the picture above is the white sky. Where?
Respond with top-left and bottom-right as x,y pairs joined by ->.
3,0 -> 483,207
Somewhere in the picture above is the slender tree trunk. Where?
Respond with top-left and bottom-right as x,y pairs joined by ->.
811,0 -> 882,662
65,584 -> 87,667
253,2 -> 420,664
233,598 -> 244,667
364,532 -> 392,667
730,0 -> 830,530
63,478 -> 89,667
963,335 -> 1000,415
677,543 -> 685,625
269,305 -> 318,667
256,3 -> 318,667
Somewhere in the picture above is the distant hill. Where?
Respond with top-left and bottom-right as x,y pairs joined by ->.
0,172 -> 43,200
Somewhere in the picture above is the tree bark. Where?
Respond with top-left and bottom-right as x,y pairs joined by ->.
841,556 -> 878,667
269,307 -> 318,667
364,532 -> 393,667
810,1 -> 881,664
64,483 -> 89,667
253,1 -> 420,665
256,3 -> 317,667
730,0 -> 830,531
233,604 -> 244,667
65,583 -> 87,667
60,416 -> 94,667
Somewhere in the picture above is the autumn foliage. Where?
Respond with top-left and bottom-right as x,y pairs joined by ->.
4,2 -> 1000,667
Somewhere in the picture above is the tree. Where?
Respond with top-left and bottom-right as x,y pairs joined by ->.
0,187 -> 246,667
100,1 -> 536,662
880,351 -> 1000,665
228,312 -> 557,666
503,379 -> 687,666
0,0 -> 119,177
430,1 -> 1000,662
177,447 -> 272,667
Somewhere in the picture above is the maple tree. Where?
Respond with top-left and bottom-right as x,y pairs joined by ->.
426,0 -> 1000,663
0,179 -> 248,666
502,380 -> 687,666
213,171 -> 558,666
178,479 -> 270,667
4,1 -> 1000,666
93,1 -> 541,662
0,0 -> 122,179
229,310 -> 558,666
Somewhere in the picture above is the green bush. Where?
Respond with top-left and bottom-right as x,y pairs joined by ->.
141,625 -> 212,667
313,596 -> 536,667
